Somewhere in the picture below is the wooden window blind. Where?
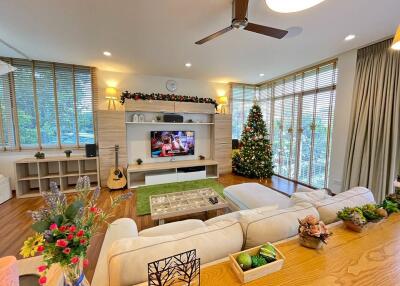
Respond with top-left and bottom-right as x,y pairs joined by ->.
258,60 -> 338,188
0,58 -> 15,150
231,84 -> 257,139
0,57 -> 96,150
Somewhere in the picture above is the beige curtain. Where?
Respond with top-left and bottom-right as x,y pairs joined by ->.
344,39 -> 400,202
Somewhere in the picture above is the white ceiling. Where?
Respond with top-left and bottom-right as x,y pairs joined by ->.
0,0 -> 399,84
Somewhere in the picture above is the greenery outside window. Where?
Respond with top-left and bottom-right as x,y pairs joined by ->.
0,57 -> 97,150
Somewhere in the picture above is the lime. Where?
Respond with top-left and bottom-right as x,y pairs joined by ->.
236,253 -> 252,271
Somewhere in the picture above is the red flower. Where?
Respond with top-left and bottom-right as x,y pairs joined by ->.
55,239 -> 68,248
37,265 -> 47,272
79,239 -> 87,245
49,223 -> 58,231
67,234 -> 74,240
76,230 -> 84,237
83,259 -> 89,268
38,276 -> 47,285
59,225 -> 67,232
37,245 -> 45,252
70,256 -> 79,264
62,248 -> 71,255
89,206 -> 98,213
69,225 -> 76,233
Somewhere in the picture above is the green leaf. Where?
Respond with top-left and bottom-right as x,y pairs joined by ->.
32,221 -> 50,233
65,200 -> 84,220
52,214 -> 64,226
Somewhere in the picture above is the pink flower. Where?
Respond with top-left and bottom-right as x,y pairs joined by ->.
59,225 -> 67,232
55,239 -> 68,248
49,223 -> 58,231
70,256 -> 79,264
80,239 -> 87,245
309,225 -> 321,237
37,245 -> 45,252
305,215 -> 319,225
67,234 -> 74,240
37,265 -> 47,272
38,276 -> 47,285
76,230 -> 84,237
69,225 -> 76,233
62,248 -> 71,255
83,259 -> 89,268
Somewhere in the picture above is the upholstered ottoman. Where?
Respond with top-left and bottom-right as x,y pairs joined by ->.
223,183 -> 293,211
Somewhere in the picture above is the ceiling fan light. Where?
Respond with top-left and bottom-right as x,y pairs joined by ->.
265,0 -> 326,13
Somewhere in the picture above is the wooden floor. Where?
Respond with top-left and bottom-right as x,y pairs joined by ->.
0,173 -> 301,282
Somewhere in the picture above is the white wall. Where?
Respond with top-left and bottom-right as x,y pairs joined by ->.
328,49 -> 358,194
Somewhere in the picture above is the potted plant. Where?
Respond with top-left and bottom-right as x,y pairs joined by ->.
337,207 -> 367,232
156,115 -> 162,122
34,152 -> 45,159
298,215 -> 331,249
136,158 -> 143,165
20,176 -> 132,286
64,150 -> 72,158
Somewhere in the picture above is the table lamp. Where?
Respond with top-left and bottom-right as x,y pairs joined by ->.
105,87 -> 118,110
392,25 -> 400,50
217,95 -> 228,114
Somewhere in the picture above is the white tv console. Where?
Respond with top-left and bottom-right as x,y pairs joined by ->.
126,159 -> 218,188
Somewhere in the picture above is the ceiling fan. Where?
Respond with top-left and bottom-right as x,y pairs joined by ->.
195,0 -> 288,45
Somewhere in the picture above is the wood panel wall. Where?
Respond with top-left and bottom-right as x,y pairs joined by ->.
97,110 -> 127,186
213,114 -> 232,174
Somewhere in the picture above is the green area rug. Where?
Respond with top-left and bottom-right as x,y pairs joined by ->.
136,179 -> 225,216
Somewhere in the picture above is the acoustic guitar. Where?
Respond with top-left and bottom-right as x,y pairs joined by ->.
107,144 -> 127,190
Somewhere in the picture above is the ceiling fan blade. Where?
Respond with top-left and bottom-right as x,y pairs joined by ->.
244,22 -> 288,39
195,26 -> 233,45
234,0 -> 249,20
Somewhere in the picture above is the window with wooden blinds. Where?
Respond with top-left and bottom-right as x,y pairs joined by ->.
258,60 -> 338,188
231,84 -> 257,140
0,57 -> 96,150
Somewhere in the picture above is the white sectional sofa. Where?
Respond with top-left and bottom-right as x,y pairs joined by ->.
91,185 -> 376,286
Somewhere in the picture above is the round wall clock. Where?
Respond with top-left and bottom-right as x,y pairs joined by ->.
166,80 -> 177,92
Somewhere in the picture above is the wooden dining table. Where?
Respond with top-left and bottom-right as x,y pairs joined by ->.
201,213 -> 400,286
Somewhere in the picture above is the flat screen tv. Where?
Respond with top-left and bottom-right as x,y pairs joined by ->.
151,131 -> 195,158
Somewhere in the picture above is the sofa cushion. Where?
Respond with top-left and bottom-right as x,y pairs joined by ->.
290,190 -> 331,205
108,220 -> 243,286
239,202 -> 319,248
204,205 -> 278,226
139,219 -> 206,237
314,187 -> 375,224
223,183 -> 293,210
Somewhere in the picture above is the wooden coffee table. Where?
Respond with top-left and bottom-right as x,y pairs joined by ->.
200,213 -> 400,285
150,188 -> 228,224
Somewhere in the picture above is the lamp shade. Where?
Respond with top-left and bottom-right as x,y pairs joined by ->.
105,86 -> 118,97
392,25 -> 400,50
0,60 -> 16,76
217,95 -> 228,105
265,0 -> 326,13
0,256 -> 19,286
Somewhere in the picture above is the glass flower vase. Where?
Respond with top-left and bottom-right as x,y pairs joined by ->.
62,261 -> 90,286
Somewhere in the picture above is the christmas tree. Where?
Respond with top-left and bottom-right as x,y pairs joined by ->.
233,103 -> 273,179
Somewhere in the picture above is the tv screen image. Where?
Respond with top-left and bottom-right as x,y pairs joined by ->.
151,131 -> 195,158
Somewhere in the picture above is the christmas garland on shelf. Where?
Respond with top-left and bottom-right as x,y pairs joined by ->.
120,91 -> 218,109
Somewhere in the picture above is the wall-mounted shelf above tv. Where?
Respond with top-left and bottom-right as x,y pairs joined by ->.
125,122 -> 214,125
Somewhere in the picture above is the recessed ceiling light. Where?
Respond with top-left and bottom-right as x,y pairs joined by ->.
259,73 -> 265,77
185,62 -> 192,68
345,34 -> 356,41
265,0 -> 326,13
103,51 -> 112,57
